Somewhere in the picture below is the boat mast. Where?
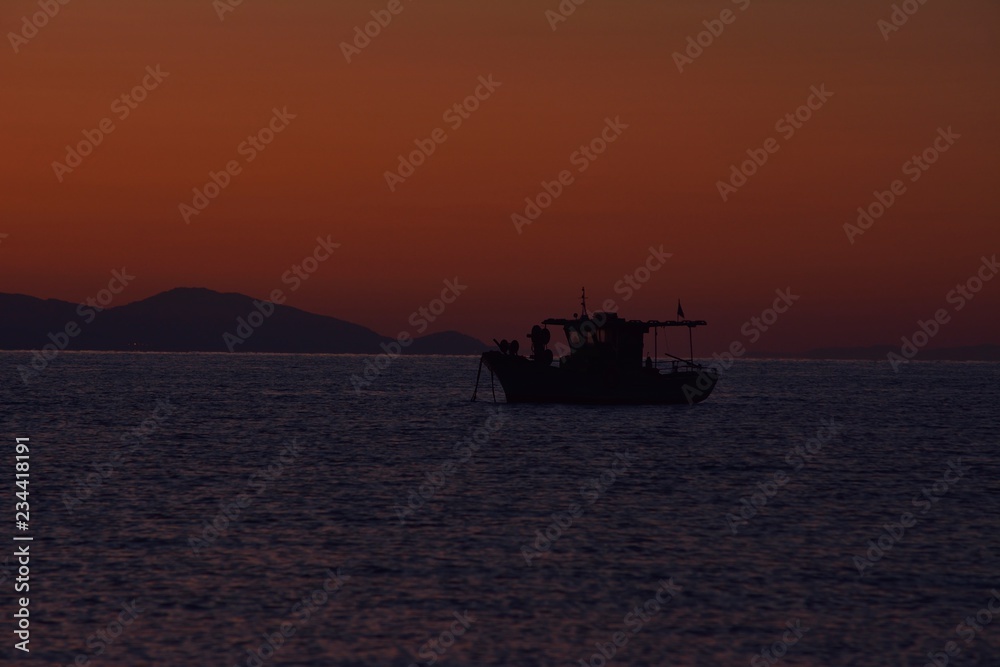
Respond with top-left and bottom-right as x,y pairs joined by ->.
580,287 -> 588,318
654,326 -> 657,366
679,299 -> 694,362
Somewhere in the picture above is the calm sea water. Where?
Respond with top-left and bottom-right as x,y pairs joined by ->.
0,353 -> 998,666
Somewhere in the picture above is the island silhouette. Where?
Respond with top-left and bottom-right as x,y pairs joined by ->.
0,287 -> 488,354
1,287 -> 996,360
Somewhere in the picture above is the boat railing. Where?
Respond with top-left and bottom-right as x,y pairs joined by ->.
655,352 -> 704,372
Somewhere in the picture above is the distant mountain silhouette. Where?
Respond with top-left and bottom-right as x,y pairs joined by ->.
407,330 -> 492,355
0,288 -> 488,354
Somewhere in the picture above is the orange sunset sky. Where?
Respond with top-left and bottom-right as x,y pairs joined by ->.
1,0 -> 997,354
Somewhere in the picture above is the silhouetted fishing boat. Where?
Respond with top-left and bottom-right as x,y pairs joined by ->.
472,290 -> 718,405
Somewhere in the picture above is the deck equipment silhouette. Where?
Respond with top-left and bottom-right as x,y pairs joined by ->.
472,290 -> 718,404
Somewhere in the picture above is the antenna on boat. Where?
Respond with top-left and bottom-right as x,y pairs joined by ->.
677,299 -> 694,361
580,287 -> 588,318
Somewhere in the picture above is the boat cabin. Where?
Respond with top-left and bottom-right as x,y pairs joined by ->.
541,311 -> 707,370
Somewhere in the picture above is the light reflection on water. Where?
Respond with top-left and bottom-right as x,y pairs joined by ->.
0,353 -> 998,666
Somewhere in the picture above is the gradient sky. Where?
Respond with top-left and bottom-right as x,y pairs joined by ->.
1,0 -> 997,354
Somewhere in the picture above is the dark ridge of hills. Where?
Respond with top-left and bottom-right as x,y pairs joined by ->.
0,288 -> 488,354
4,289 -> 992,359
406,330 -> 489,355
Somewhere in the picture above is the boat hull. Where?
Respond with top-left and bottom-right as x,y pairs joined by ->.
481,351 -> 718,405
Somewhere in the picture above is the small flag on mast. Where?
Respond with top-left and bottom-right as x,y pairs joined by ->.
677,300 -> 685,320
